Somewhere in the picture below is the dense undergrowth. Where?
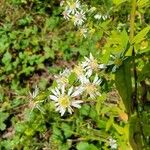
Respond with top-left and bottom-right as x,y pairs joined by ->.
0,0 -> 150,149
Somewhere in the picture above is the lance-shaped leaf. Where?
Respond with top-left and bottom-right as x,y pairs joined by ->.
115,58 -> 132,115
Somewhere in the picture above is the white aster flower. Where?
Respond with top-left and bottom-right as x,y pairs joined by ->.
88,7 -> 96,13
54,68 -> 71,87
29,86 -> 45,113
50,85 -> 83,116
82,53 -> 104,77
79,27 -> 88,38
72,64 -> 85,81
109,138 -> 118,149
60,0 -> 65,6
67,0 -> 81,14
102,14 -> 109,20
94,14 -> 102,20
82,53 -> 98,77
74,10 -> 86,26
29,85 -> 39,99
79,74 -> 102,99
62,8 -> 71,20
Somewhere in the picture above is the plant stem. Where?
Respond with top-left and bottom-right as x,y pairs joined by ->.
129,1 -> 146,149
129,0 -> 136,42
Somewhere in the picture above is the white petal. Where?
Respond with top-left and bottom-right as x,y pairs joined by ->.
55,87 -> 60,95
99,64 -> 107,69
90,53 -> 94,60
71,100 -> 83,108
68,86 -> 73,96
96,79 -> 102,85
71,88 -> 83,97
86,69 -> 92,77
51,89 -> 57,96
56,106 -> 61,111
60,107 -> 66,116
61,85 -> 65,95
49,95 -> 58,101
55,103 -> 60,106
68,106 -> 73,114
93,74 -> 98,84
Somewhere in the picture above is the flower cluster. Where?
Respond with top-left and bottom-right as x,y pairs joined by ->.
28,53 -> 106,116
49,53 -> 106,116
60,1 -> 110,38
61,0 -> 86,26
28,86 -> 45,113
109,138 -> 118,149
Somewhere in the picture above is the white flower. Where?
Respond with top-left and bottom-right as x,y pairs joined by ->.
102,15 -> 108,20
82,53 -> 98,77
82,53 -> 103,77
74,10 -> 86,26
72,64 -> 85,80
94,14 -> 102,20
62,8 -> 71,20
60,0 -> 65,6
79,27 -> 88,38
88,7 -> 96,13
54,68 -> 71,87
109,138 -> 117,149
29,85 -> 39,99
79,74 -> 102,99
67,0 -> 81,14
50,85 -> 83,116
29,86 -> 45,113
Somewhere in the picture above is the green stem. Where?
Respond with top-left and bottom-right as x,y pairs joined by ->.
129,0 -> 136,42
129,1 -> 145,149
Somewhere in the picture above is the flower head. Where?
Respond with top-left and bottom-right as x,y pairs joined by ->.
109,138 -> 117,149
50,85 -> 83,116
28,86 -> 45,113
79,27 -> 88,38
72,64 -> 85,81
60,0 -> 65,6
82,53 -> 106,77
54,68 -> 71,87
74,10 -> 86,26
82,53 -> 98,77
79,74 -> 102,99
62,8 -> 71,20
67,0 -> 81,14
94,14 -> 102,20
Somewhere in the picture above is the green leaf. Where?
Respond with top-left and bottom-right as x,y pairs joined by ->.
106,116 -> 114,131
76,142 -> 98,150
61,123 -> 73,138
79,104 -> 91,116
68,72 -> 77,85
115,58 -> 132,115
113,123 -> 124,135
137,0 -> 150,8
113,0 -> 127,5
96,94 -> 107,115
132,26 -> 150,44
76,142 -> 89,150
0,112 -> 9,131
2,51 -> 12,64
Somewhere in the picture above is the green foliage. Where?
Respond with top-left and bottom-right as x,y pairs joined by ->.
0,112 -> 9,131
0,0 -> 150,149
115,58 -> 132,115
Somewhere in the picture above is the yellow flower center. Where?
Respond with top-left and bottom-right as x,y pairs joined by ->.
114,58 -> 122,66
58,95 -> 70,108
90,59 -> 99,70
59,77 -> 68,84
73,65 -> 84,76
85,83 -> 97,94
70,3 -> 76,9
